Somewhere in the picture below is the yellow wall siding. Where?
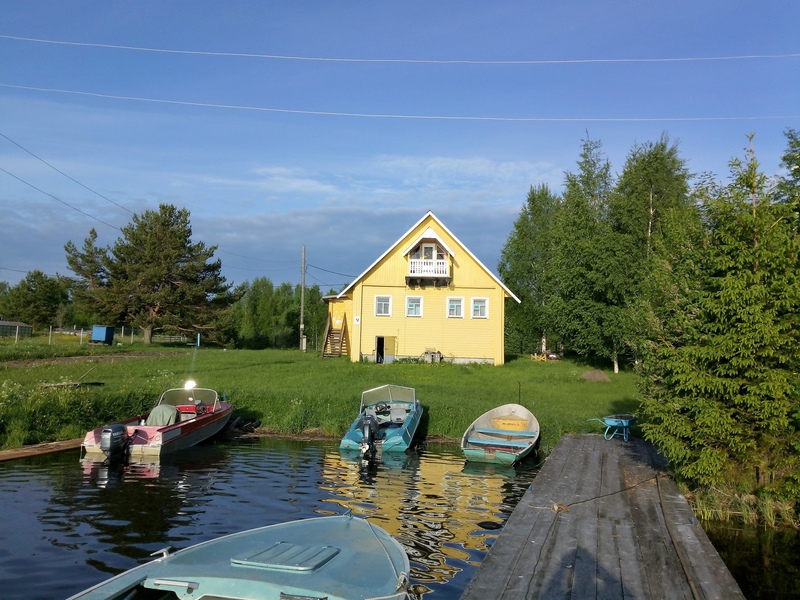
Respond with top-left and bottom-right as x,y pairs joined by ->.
356,285 -> 504,363
330,213 -> 514,366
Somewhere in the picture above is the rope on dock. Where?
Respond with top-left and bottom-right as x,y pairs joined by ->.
531,472 -> 704,600
529,474 -> 660,513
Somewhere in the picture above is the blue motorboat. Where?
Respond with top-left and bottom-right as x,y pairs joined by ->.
67,513 -> 410,600
339,385 -> 423,457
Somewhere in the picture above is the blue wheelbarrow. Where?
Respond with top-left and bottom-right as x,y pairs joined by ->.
589,414 -> 637,442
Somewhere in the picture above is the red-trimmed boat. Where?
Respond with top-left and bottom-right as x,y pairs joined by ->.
81,382 -> 233,461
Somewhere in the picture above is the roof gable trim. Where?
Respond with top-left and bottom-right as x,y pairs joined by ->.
337,211 -> 521,303
402,226 -> 456,257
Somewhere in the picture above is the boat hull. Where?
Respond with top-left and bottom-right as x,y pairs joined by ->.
339,385 -> 423,455
461,403 -> 540,465
67,514 -> 410,600
81,387 -> 233,460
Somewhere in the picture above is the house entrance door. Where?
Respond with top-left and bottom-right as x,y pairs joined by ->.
376,336 -> 396,364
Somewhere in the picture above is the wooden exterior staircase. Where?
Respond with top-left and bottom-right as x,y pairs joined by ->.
322,314 -> 348,358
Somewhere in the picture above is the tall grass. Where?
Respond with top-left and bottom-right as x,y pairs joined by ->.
689,487 -> 799,529
0,345 -> 640,452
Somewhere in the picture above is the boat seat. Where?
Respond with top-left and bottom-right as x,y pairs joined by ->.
474,428 -> 538,438
390,407 -> 408,423
466,438 -> 531,448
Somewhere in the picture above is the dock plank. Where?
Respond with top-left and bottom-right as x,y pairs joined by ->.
461,434 -> 744,600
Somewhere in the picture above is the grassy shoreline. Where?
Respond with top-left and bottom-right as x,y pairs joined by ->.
0,339 -> 640,453
3,338 -> 796,528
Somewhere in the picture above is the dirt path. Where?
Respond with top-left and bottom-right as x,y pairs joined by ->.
1,352 -> 185,370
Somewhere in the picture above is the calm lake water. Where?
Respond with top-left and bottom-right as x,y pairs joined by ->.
0,436 -> 796,599
0,437 -> 538,600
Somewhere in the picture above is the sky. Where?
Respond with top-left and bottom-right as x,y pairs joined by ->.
2,1 -> 799,293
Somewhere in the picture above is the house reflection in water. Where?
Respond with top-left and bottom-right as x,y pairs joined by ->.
320,445 -> 538,595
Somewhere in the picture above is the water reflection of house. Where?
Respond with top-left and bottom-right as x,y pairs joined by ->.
322,211 -> 520,365
321,450 -> 519,589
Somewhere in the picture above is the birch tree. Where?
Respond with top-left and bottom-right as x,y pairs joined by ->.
548,137 -> 623,368
498,184 -> 560,355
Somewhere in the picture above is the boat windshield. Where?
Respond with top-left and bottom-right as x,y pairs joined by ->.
361,385 -> 416,409
158,387 -> 219,409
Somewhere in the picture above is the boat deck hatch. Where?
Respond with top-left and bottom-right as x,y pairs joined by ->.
231,542 -> 340,572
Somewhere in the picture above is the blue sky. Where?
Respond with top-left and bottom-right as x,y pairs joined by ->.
2,1 -> 799,293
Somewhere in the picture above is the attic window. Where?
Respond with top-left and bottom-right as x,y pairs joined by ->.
410,243 -> 445,261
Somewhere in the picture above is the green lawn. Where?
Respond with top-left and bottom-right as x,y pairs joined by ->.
0,340 -> 640,452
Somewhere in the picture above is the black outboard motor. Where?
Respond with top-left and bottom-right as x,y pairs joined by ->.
359,414 -> 379,457
100,423 -> 130,458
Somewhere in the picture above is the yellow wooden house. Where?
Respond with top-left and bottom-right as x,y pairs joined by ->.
322,211 -> 520,365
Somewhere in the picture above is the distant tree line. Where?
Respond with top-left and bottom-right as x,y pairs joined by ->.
0,204 -> 330,350
500,129 -> 800,499
231,278 -> 329,351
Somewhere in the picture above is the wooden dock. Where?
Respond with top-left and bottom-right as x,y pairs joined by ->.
461,434 -> 744,600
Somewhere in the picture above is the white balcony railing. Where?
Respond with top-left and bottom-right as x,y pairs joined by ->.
408,259 -> 449,277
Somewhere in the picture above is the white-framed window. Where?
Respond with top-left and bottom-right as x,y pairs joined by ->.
472,298 -> 488,319
406,296 -> 422,317
447,297 -> 463,318
411,243 -> 445,260
375,295 -> 392,316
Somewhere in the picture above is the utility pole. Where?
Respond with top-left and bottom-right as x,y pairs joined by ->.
300,245 -> 306,351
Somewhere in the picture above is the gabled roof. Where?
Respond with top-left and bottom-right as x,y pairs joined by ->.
402,226 -> 456,257
337,211 -> 521,303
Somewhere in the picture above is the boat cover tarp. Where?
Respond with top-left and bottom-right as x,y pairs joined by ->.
146,404 -> 180,426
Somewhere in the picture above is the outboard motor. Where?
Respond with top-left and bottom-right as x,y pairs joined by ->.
359,414 -> 379,457
100,423 -> 130,458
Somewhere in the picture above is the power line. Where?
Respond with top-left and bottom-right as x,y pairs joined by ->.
0,167 -> 121,230
0,153 -> 305,283
2,34 -> 798,65
0,131 -> 133,214
2,83 -> 798,123
0,266 -> 38,275
304,269 -> 348,290
306,263 -> 356,278
0,135 -> 300,273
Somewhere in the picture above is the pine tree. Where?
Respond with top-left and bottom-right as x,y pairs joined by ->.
65,204 -> 238,343
640,138 -> 800,493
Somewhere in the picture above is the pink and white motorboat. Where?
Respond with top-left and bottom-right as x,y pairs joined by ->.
81,381 -> 233,461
